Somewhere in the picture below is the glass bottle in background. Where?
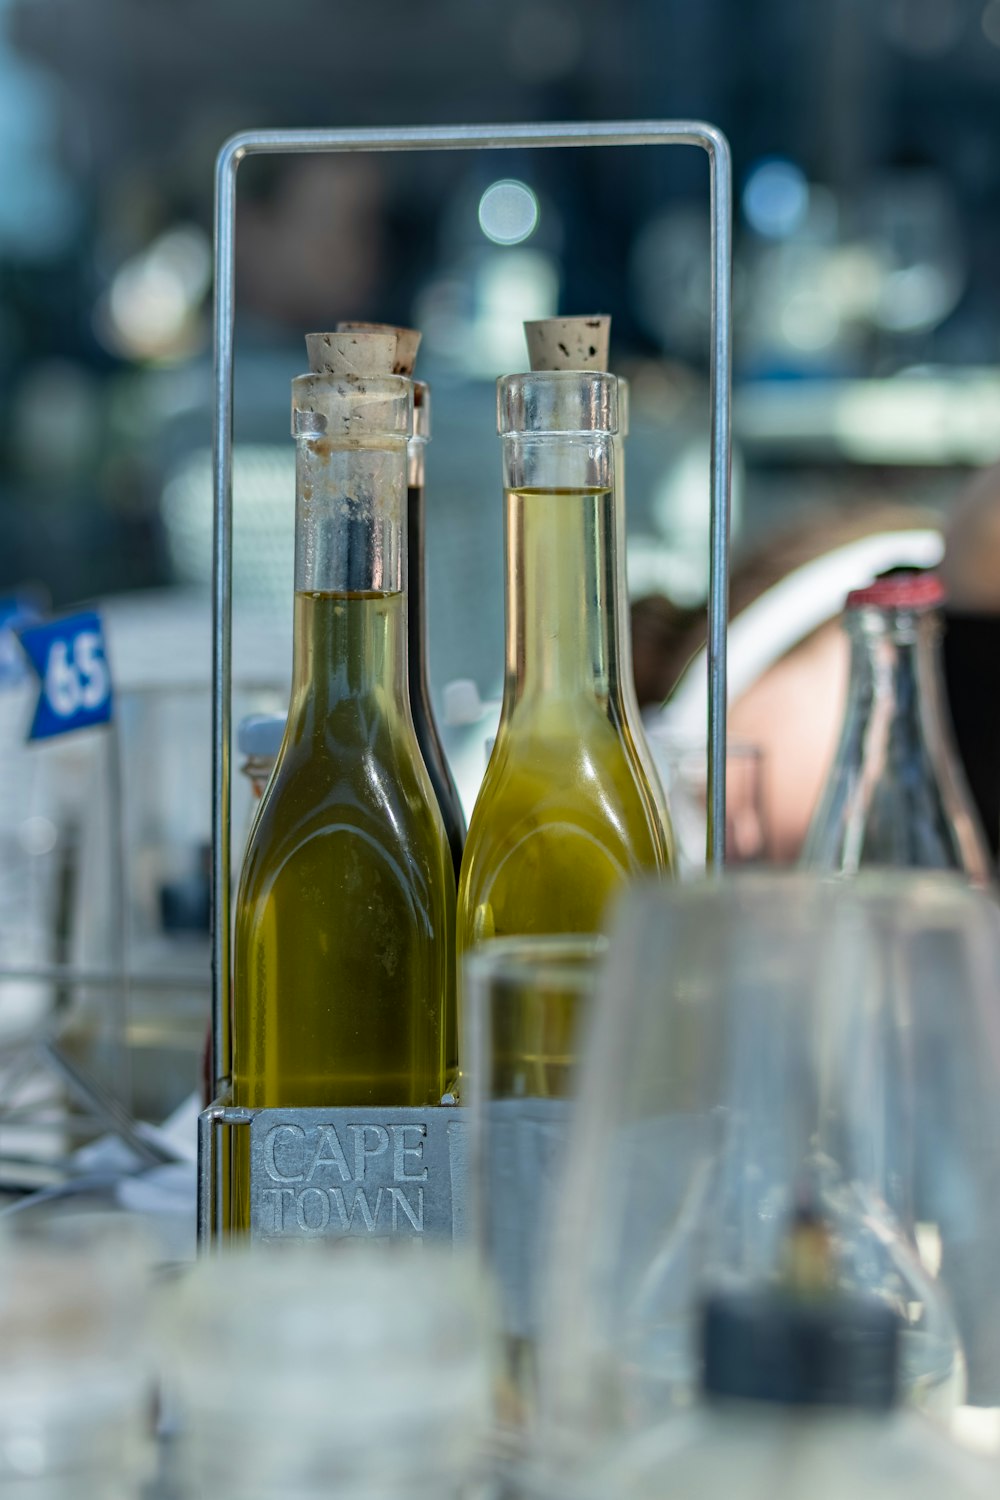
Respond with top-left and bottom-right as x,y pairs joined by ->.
802,573 -> 991,878
458,319 -> 671,964
335,322 -> 466,880
609,368 -> 675,859
237,711 -> 285,802
335,323 -> 464,1084
231,330 -> 455,1229
407,379 -> 466,880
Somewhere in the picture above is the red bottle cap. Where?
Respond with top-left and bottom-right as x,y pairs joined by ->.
845,573 -> 946,612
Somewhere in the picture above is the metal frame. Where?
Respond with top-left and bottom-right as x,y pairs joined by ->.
198,1097 -> 249,1244
207,120 -> 733,1231
197,1098 -> 468,1245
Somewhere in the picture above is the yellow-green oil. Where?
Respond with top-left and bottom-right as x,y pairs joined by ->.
229,589 -> 455,1231
458,487 -> 669,960
488,966 -> 588,1102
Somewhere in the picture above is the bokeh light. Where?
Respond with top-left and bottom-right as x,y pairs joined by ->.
982,0 -> 1000,45
742,159 -> 810,240
477,180 -> 540,246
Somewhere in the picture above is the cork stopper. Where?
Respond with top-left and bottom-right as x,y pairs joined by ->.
335,321 -> 421,377
294,330 -> 412,440
524,315 -> 611,372
305,330 -> 398,377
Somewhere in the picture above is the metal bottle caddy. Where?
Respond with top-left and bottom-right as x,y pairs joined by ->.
199,121 -> 734,1246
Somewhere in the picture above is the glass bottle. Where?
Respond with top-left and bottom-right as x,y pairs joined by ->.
231,331 -> 455,1228
802,573 -> 991,878
457,368 -> 671,965
237,711 -> 285,801
334,321 -> 466,879
613,373 -> 675,856
408,380 -> 466,882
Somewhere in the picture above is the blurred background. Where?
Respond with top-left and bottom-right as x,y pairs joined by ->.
2,0 -> 1000,1118
4,0 -> 1000,646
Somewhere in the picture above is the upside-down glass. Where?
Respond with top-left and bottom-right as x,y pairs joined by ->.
465,934 -> 606,1442
164,1243 -> 494,1500
0,1213 -> 154,1499
535,874 -> 992,1470
646,733 -> 768,873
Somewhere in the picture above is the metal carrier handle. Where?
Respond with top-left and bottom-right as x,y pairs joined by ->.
205,120 -> 734,1246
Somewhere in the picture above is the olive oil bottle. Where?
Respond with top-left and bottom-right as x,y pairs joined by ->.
230,330 -> 455,1231
407,379 -> 466,882
612,373 -> 675,846
458,324 -> 672,970
335,322 -> 466,882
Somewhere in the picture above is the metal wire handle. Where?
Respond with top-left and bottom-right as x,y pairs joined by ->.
211,120 -> 733,1098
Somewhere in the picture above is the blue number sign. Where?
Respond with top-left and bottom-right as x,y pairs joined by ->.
18,610 -> 113,740
0,597 -> 42,686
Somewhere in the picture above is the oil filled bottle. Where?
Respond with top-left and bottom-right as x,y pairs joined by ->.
608,368 -> 674,851
230,329 -> 455,1231
407,379 -> 467,879
522,320 -> 673,860
458,317 -> 672,972
335,322 -> 466,882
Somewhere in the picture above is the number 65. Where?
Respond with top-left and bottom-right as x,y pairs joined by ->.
46,633 -> 109,717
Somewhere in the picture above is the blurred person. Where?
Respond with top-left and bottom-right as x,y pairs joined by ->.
236,155 -> 387,333
940,463 -> 1000,859
635,506 -> 943,863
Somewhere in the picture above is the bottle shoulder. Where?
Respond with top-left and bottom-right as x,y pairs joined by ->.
238,728 -> 454,903
458,714 -> 665,942
466,717 -> 661,855
804,755 -> 990,877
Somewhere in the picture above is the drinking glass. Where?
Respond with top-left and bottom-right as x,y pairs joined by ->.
164,1244 -> 493,1500
0,1212 -> 155,1499
646,733 -> 767,872
464,934 -> 606,1442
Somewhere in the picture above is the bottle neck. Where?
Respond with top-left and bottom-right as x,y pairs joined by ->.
290,590 -> 405,710
501,432 -> 623,708
291,435 -> 407,707
295,436 -> 405,595
844,609 -> 946,770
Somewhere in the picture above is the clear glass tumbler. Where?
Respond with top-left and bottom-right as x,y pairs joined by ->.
0,1211 -> 154,1500
164,1242 -> 494,1500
